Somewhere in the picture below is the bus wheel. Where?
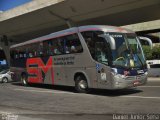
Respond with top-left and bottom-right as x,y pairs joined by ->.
2,77 -> 8,83
21,74 -> 28,86
75,75 -> 88,93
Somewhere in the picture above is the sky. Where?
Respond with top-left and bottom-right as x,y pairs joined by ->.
0,0 -> 32,11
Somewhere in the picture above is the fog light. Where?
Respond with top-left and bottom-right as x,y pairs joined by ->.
115,81 -> 119,85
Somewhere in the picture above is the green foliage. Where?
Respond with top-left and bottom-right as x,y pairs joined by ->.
152,46 -> 160,59
142,45 -> 153,60
142,45 -> 160,60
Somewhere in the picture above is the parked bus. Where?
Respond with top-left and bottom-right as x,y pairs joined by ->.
10,25 -> 150,92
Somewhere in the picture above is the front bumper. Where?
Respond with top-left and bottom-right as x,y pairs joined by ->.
112,74 -> 147,89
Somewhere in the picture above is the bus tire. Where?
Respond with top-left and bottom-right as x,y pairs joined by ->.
75,75 -> 88,93
21,74 -> 28,86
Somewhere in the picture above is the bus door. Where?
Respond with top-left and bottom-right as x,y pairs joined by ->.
95,64 -> 111,89
95,41 -> 112,89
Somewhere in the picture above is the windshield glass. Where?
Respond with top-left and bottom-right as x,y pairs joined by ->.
108,33 -> 146,69
94,38 -> 111,65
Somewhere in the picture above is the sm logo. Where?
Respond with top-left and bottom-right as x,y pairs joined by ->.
26,57 -> 54,84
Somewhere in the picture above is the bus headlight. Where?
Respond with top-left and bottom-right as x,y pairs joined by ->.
111,68 -> 118,75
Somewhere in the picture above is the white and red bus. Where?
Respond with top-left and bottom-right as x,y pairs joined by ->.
10,25 -> 149,92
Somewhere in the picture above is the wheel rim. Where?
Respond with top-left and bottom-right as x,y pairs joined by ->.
3,78 -> 8,83
22,76 -> 27,85
78,80 -> 87,89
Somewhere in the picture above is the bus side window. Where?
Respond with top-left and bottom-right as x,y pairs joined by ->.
65,34 -> 83,54
64,39 -> 70,54
25,43 -> 38,58
81,31 -> 103,58
38,42 -> 44,56
52,38 -> 64,55
39,34 -> 83,56
47,41 -> 54,56
15,49 -> 19,59
43,41 -> 50,56
19,47 -> 26,59
81,31 -> 110,65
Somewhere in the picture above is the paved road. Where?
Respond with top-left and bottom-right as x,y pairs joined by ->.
0,78 -> 160,120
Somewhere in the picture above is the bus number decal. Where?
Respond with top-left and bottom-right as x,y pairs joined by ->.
26,57 -> 54,84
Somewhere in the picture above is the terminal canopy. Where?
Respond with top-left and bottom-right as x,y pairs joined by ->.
0,0 -> 159,44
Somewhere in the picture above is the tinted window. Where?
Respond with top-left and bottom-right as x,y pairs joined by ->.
43,34 -> 83,56
63,34 -> 83,54
10,33 -> 83,59
81,31 -> 111,65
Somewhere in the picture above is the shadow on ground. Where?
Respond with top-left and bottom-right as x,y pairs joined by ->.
12,82 -> 142,97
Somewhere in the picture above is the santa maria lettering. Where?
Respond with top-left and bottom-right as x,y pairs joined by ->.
54,56 -> 75,65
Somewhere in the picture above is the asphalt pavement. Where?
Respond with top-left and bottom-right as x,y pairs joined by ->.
0,78 -> 160,120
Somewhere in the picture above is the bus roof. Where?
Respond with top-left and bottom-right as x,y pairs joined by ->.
78,25 -> 133,33
10,25 -> 134,48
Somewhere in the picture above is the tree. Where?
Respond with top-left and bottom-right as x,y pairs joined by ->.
142,45 -> 160,60
142,45 -> 153,60
152,46 -> 160,59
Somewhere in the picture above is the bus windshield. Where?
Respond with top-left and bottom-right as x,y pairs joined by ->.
108,33 -> 146,69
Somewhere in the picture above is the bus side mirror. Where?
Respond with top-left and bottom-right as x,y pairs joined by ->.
138,36 -> 153,49
98,34 -> 116,50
